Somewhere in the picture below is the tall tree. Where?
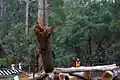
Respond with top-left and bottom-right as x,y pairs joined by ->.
24,0 -> 35,38
0,0 -> 3,20
35,0 -> 54,73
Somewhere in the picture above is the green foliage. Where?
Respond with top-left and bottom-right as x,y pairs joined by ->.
51,0 -> 120,66
2,23 -> 29,63
0,58 -> 7,67
1,0 -> 120,67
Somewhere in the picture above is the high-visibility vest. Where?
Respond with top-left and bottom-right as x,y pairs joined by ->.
76,61 -> 80,67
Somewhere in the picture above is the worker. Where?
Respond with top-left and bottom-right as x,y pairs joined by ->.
76,58 -> 80,67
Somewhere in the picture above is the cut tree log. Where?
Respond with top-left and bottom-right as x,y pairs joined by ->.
28,64 -> 119,80
53,64 -> 119,73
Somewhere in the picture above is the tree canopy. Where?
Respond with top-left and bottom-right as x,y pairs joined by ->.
0,0 -> 120,67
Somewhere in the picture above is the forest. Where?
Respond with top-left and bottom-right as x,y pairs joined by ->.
0,0 -> 120,68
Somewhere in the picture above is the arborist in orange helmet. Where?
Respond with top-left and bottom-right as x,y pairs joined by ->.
76,58 -> 80,67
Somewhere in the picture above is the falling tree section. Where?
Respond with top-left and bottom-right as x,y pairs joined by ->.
35,16 -> 54,73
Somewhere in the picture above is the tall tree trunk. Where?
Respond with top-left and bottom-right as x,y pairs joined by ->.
38,0 -> 48,26
88,29 -> 92,66
0,0 -> 3,20
25,0 -> 29,38
37,0 -> 44,73
37,0 -> 54,73
0,44 -> 6,58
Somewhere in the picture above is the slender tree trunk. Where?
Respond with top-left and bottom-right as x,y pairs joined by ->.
44,0 -> 48,26
38,0 -> 43,19
0,0 -> 3,20
38,0 -> 48,26
25,0 -> 29,38
37,0 -> 44,72
88,29 -> 92,66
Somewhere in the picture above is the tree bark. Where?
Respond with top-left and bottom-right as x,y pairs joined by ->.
37,0 -> 54,73
34,23 -> 54,73
25,0 -> 29,38
38,0 -> 48,26
53,64 -> 118,73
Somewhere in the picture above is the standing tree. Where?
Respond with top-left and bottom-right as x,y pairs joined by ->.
24,0 -> 35,38
0,44 -> 6,58
35,0 -> 54,73
29,0 -> 54,79
0,0 -> 3,20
